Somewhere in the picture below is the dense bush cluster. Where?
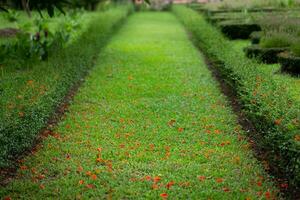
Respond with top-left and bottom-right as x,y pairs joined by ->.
173,5 -> 300,189
0,5 -> 133,167
0,11 -> 84,63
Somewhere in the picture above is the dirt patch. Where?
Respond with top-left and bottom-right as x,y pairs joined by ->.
0,28 -> 20,37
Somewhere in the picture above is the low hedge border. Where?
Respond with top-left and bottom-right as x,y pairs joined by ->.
218,21 -> 261,39
278,52 -> 300,75
250,31 -> 262,44
173,5 -> 300,191
0,5 -> 133,168
244,45 -> 288,64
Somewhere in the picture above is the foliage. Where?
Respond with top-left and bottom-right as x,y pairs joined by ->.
1,14 -> 82,63
3,9 -> 18,21
291,40 -> 300,57
173,5 -> 300,190
0,0 -> 69,17
260,32 -> 294,48
0,5 -> 132,168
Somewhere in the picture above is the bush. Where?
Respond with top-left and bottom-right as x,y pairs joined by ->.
218,20 -> 261,39
278,52 -> 300,74
260,32 -> 294,48
173,5 -> 300,189
244,44 -> 288,63
250,31 -> 261,44
0,5 -> 133,168
291,40 -> 300,57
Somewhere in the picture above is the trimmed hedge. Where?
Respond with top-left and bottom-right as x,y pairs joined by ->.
218,20 -> 261,39
244,45 -> 288,64
0,5 -> 133,167
250,31 -> 262,44
173,5 -> 300,189
278,52 -> 300,75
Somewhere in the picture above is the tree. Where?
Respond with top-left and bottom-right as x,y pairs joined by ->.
0,0 -> 69,17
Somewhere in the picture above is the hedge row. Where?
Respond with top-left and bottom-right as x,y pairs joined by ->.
0,5 -> 133,167
173,6 -> 300,189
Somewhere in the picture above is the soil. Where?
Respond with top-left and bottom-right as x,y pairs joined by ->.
0,28 -> 20,37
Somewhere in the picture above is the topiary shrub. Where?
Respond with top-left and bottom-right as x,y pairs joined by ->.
244,44 -> 288,64
250,31 -> 262,44
278,52 -> 300,75
218,20 -> 261,39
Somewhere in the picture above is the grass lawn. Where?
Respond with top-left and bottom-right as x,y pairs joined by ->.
0,12 -> 277,199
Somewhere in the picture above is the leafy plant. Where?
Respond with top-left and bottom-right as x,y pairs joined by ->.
4,9 -> 19,22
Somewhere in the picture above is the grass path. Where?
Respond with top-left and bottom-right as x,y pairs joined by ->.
0,12 -> 277,199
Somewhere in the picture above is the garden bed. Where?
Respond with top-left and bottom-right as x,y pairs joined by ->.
244,45 -> 288,64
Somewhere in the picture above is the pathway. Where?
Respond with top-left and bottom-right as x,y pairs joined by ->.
0,12 -> 276,199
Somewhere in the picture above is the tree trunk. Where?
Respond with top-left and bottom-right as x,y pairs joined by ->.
21,0 -> 31,18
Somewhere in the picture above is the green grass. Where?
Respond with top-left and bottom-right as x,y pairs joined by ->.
0,6 -> 132,167
0,12 -> 277,199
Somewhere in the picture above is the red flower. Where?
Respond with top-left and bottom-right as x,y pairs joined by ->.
20,165 -> 27,170
153,176 -> 161,183
166,181 -> 175,189
97,147 -> 102,152
216,178 -> 223,183
86,171 -> 92,176
86,184 -> 95,189
265,191 -> 271,199
274,119 -> 282,125
145,176 -> 152,181
178,127 -> 184,133
152,184 -> 159,190
280,183 -> 288,189
160,193 -> 168,199
39,184 -> 45,190
91,174 -> 97,180
257,181 -> 262,187
77,166 -> 83,173
198,176 -> 206,181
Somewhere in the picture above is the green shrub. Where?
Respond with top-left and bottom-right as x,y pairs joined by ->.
173,5 -> 300,189
4,9 -> 19,22
291,40 -> 300,57
0,5 -> 133,167
260,32 -> 294,48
